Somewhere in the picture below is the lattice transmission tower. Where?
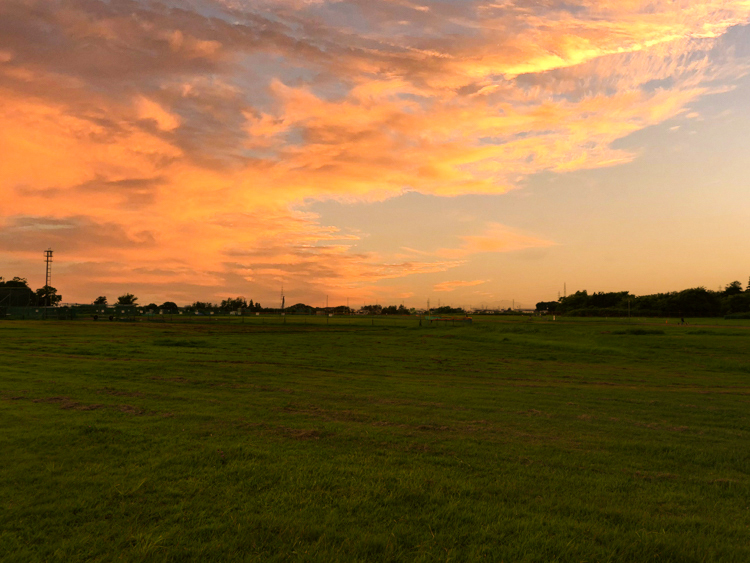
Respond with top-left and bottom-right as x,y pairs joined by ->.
44,248 -> 53,289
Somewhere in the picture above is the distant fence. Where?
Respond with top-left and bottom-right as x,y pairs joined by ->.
1,305 -> 481,328
2,306 -> 77,320
1,304 -> 141,320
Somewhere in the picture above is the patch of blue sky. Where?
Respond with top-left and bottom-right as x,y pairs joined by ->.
235,49 -> 355,106
544,2 -> 588,17
477,130 -> 557,146
309,80 -> 352,104
309,0 -> 480,41
612,68 -> 750,154
280,126 -> 306,149
716,22 -> 750,58
394,91 -> 431,110
311,3 -> 376,36
232,53 -> 314,108
149,0 -> 231,21
640,77 -> 675,93
238,147 -> 281,161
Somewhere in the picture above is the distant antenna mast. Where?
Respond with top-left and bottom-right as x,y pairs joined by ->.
43,248 -> 53,317
280,283 -> 285,310
564,282 -> 566,298
44,248 -> 53,288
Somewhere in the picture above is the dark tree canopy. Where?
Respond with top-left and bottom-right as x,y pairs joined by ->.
553,281 -> 750,317
535,301 -> 559,313
117,293 -> 138,305
35,285 -> 62,307
432,306 -> 465,315
0,277 -> 30,288
724,281 -> 743,296
220,297 -> 247,311
362,304 -> 383,314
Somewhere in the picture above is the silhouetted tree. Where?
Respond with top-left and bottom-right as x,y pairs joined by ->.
187,301 -> 214,312
536,301 -> 559,313
727,293 -> 750,314
558,290 -> 589,312
35,285 -> 61,307
220,297 -> 247,311
724,281 -> 743,296
0,277 -> 30,288
93,296 -> 107,305
286,303 -> 314,314
117,293 -> 138,305
362,304 -> 383,314
434,306 -> 465,315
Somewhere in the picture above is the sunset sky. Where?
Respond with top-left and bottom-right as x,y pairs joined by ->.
2,0 -> 750,308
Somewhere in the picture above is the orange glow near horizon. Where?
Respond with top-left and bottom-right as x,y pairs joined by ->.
2,0 -> 750,307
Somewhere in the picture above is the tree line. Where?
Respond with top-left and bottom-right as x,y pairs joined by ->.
93,297 -> 419,315
536,279 -> 750,317
0,280 -> 422,315
91,295 -> 263,313
92,296 -> 420,315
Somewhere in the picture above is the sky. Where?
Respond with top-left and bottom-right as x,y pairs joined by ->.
2,0 -> 750,309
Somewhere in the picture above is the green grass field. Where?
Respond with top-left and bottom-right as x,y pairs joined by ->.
1,316 -> 749,561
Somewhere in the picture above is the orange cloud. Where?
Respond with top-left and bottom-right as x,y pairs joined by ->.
439,224 -> 557,259
136,96 -> 181,131
1,0 -> 749,304
434,280 -> 488,293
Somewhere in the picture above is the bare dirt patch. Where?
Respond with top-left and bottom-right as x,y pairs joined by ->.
32,396 -> 106,411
